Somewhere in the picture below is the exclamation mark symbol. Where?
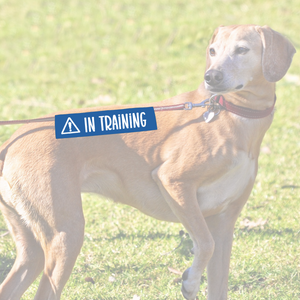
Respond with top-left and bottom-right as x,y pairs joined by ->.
68,121 -> 72,132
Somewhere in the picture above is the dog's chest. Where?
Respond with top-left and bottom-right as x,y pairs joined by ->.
197,152 -> 256,214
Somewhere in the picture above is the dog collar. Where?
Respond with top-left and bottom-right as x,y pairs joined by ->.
182,94 -> 276,122
216,95 -> 276,119
188,94 -> 277,123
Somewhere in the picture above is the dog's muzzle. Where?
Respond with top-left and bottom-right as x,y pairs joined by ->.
204,69 -> 224,87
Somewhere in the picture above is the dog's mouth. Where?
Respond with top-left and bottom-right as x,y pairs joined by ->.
205,83 -> 244,93
235,84 -> 244,90
204,82 -> 226,93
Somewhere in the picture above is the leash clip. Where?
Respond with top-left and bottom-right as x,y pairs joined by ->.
203,95 -> 221,123
208,94 -> 221,116
184,102 -> 193,110
184,95 -> 222,114
185,99 -> 211,110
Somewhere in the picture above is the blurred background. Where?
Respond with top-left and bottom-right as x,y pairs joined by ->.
0,0 -> 298,129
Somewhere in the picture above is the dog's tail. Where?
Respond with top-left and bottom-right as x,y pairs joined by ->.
0,140 -> 15,215
0,175 -> 21,237
0,180 -> 15,236
0,139 -> 10,176
0,160 -> 4,177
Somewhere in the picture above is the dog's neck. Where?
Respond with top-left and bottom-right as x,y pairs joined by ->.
224,82 -> 276,111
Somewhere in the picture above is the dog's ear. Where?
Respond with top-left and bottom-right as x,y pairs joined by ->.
205,27 -> 222,71
256,25 -> 296,82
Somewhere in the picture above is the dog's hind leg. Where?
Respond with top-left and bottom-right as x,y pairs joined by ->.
33,192 -> 85,300
152,165 -> 215,300
0,195 -> 45,300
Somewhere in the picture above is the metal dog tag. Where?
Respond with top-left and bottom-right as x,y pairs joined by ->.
203,110 -> 215,123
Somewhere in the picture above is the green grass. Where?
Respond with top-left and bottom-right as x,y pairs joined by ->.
0,0 -> 300,299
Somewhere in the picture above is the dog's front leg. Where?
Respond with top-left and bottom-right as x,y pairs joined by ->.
205,198 -> 248,300
205,213 -> 236,300
152,165 -> 215,300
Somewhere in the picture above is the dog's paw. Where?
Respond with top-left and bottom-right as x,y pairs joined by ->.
181,267 -> 200,300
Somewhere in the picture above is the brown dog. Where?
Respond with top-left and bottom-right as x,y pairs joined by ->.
0,25 -> 296,300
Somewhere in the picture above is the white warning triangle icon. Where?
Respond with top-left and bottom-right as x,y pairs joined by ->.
61,117 -> 81,135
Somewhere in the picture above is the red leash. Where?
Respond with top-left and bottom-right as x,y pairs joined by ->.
0,117 -> 54,126
0,102 -> 202,126
0,95 -> 276,126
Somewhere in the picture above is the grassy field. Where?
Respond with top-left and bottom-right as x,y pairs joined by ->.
0,0 -> 299,299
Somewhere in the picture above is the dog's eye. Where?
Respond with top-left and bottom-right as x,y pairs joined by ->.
236,47 -> 249,55
209,48 -> 216,56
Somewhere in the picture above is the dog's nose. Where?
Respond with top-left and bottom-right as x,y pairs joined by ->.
204,70 -> 223,86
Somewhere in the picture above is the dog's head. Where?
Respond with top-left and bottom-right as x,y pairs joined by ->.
204,25 -> 296,94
